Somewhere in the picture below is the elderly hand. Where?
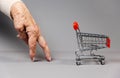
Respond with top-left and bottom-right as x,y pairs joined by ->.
10,1 -> 51,62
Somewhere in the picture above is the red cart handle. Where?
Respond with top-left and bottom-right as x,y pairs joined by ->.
73,21 -> 79,30
106,38 -> 111,48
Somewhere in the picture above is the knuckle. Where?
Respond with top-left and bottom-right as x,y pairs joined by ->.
28,27 -> 39,36
30,42 -> 36,47
15,26 -> 24,32
14,19 -> 24,31
15,26 -> 22,30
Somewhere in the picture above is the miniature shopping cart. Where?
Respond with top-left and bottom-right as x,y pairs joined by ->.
73,21 -> 110,65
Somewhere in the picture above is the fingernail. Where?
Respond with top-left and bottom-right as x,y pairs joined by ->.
32,57 -> 40,62
32,57 -> 36,62
46,57 -> 52,62
30,57 -> 34,62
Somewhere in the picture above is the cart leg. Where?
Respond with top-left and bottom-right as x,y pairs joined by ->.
75,51 -> 82,65
76,57 -> 82,65
98,56 -> 105,65
90,50 -> 95,56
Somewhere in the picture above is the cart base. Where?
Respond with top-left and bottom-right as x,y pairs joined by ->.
76,54 -> 105,65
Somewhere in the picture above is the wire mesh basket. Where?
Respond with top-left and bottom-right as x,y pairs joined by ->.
73,21 -> 110,65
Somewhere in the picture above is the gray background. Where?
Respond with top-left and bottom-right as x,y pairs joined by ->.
0,0 -> 120,52
0,0 -> 120,78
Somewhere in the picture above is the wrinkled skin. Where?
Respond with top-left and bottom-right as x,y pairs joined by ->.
10,1 -> 51,62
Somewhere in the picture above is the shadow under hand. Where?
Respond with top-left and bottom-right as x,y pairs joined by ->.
0,12 -> 29,62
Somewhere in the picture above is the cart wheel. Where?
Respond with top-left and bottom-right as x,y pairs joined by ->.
100,60 -> 105,65
76,61 -> 81,65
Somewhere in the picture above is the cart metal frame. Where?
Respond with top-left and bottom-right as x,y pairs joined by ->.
73,21 -> 110,65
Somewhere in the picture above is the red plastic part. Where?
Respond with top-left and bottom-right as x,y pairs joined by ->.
73,21 -> 79,30
106,38 -> 111,48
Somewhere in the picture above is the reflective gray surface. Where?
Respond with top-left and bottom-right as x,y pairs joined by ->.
0,51 -> 120,78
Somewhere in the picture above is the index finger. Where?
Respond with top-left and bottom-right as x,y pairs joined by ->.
38,35 -> 51,61
26,26 -> 37,61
